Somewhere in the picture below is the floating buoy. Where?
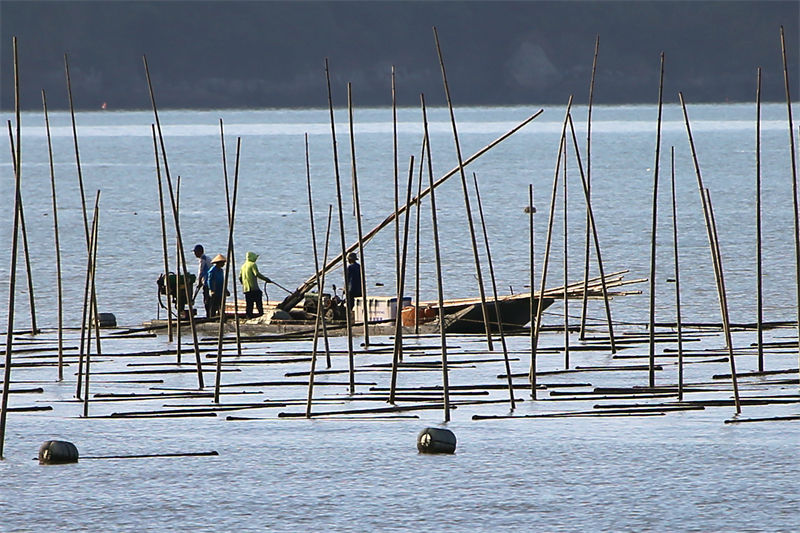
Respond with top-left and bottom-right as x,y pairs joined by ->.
93,312 -> 117,328
417,427 -> 456,454
39,440 -> 79,465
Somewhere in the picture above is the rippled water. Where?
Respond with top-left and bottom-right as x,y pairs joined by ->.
1,104 -> 799,531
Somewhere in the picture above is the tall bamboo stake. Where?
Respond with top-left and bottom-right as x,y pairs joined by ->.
567,113 -> 617,353
324,59 -> 355,394
528,184 -> 537,400
649,52 -> 666,387
422,93 -> 451,422
42,90 -> 64,380
755,67 -> 764,371
0,37 -> 22,460
347,83 -> 370,347
175,175 -> 182,364
670,147 -> 685,401
65,53 -> 93,396
433,26 -> 494,350
531,97 -> 571,394
83,192 -> 101,418
705,188 -> 742,414
143,55 -> 204,388
579,34 -> 600,340
278,109 -> 544,311
779,26 -> 800,375
414,134 -> 426,336
392,66 -> 400,304
562,136 -> 570,369
219,119 -> 242,356
389,156 -> 416,403
473,172 -> 515,409
152,125 -> 173,343
214,138 -> 242,404
679,91 -> 740,414
306,206 -> 334,417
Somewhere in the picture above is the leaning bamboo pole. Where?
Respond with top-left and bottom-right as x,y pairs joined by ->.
473,173 -> 515,409
755,67 -> 764,371
679,91 -> 741,414
278,109 -> 544,312
152,125 -> 173,343
389,156 -> 416,404
219,120 -> 242,356
65,54 -> 93,396
562,136 -> 570,369
347,83 -> 370,347
0,37 -> 22,460
531,97 -> 571,394
83,192 -> 101,418
528,184 -> 537,399
649,52 -> 666,387
324,59 -> 355,394
143,55 -> 204,389
705,189 -> 742,414
414,135 -> 426,336
779,26 -> 800,376
42,90 -> 64,380
580,34 -> 600,340
421,93 -> 451,422
306,206 -> 334,418
567,113 -> 617,353
214,138 -> 241,404
433,26 -> 494,350
670,147 -> 685,401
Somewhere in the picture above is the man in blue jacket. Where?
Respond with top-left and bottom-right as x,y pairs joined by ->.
206,254 -> 226,317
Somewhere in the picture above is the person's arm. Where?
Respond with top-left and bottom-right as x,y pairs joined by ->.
254,264 -> 271,283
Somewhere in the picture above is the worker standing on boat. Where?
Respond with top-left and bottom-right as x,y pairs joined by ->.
345,252 -> 362,310
239,251 -> 272,318
206,254 -> 227,317
193,244 -> 212,317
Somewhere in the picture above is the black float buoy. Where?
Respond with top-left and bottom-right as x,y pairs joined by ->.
92,312 -> 117,328
38,440 -> 79,465
417,427 -> 456,454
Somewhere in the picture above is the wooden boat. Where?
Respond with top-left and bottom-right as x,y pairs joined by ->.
434,293 -> 554,334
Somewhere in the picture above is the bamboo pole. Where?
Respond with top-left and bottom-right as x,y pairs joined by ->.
214,138 -> 241,404
414,135 -> 426,336
670,147 -> 685,401
562,136 -> 570,369
65,54 -> 93,397
152,125 -> 173,343
649,52 -> 666,387
319,209 -> 334,369
433,26 -> 494,351
175,175 -> 182,364
42,90 -> 64,380
392,66 -> 400,308
678,91 -> 740,413
324,59 -> 355,394
755,67 -> 764,371
278,109 -> 544,311
473,173 -> 515,409
219,120 -> 242,356
143,55 -> 204,389
579,34 -> 600,340
704,188 -> 742,414
347,83 -> 370,347
421,93 -> 451,422
305,185 -> 334,419
779,26 -> 800,377
83,192 -> 101,418
0,37 -> 22,460
529,184 -> 537,399
531,97 -> 571,394
566,113 -> 617,353
389,156 -> 416,403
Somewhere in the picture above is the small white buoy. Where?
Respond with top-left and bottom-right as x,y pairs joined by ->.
417,427 -> 456,454
38,440 -> 79,465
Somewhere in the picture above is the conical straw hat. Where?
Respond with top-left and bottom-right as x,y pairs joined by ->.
211,254 -> 226,264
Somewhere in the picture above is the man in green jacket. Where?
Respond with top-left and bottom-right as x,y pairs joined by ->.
239,251 -> 272,318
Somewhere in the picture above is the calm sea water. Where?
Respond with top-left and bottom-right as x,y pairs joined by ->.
1,104 -> 799,531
